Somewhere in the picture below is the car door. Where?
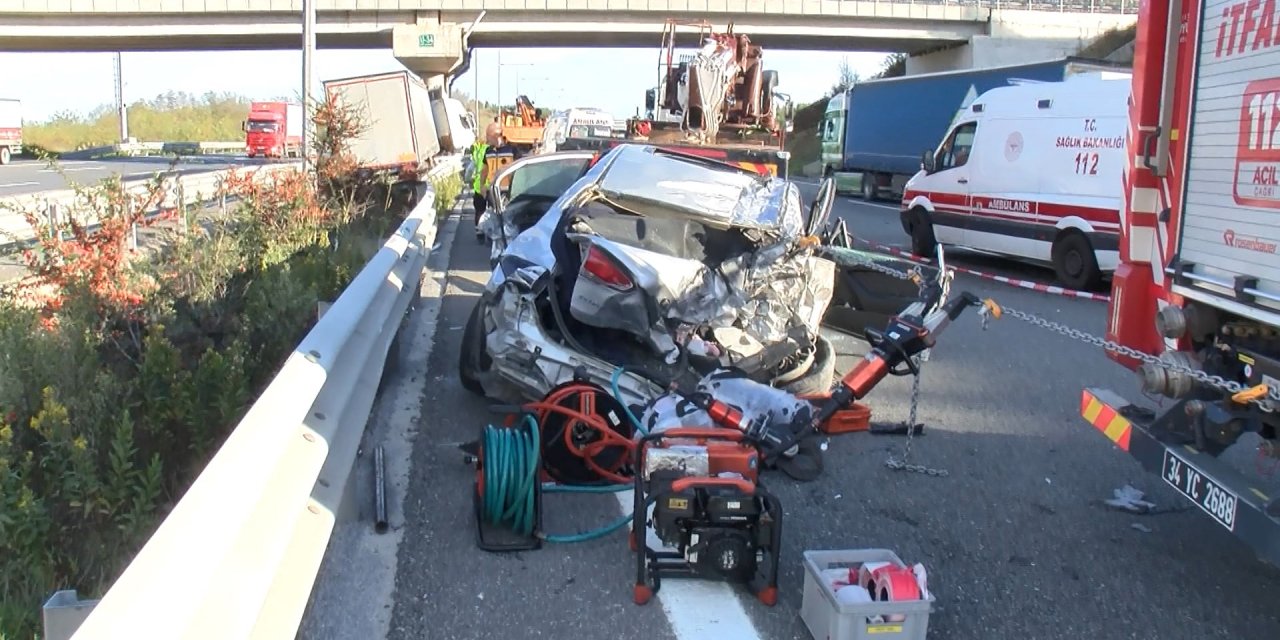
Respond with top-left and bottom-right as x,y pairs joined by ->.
486,151 -> 598,252
929,121 -> 977,247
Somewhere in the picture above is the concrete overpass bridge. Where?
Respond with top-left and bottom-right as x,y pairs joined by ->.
0,0 -> 1137,77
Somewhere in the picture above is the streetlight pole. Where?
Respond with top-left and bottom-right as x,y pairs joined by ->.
114,52 -> 128,142
302,0 -> 316,173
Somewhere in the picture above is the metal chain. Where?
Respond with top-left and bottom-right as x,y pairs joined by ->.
884,350 -> 950,477
988,306 -> 1280,407
825,245 -> 949,476
828,239 -> 1277,474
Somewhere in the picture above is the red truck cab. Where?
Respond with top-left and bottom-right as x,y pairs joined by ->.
244,101 -> 302,159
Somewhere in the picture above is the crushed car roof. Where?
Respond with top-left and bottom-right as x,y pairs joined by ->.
591,144 -> 802,238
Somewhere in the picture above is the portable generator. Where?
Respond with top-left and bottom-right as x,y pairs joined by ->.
630,427 -> 782,606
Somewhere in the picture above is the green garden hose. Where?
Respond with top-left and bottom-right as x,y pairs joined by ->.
479,414 -> 633,544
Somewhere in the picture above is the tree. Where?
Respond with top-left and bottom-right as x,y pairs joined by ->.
831,56 -> 860,96
871,53 -> 908,80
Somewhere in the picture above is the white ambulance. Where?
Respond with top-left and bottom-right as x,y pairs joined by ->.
540,107 -> 616,152
900,74 -> 1131,290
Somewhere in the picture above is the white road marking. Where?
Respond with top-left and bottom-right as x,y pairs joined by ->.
612,491 -> 764,640
0,181 -> 38,188
39,165 -> 105,173
844,197 -> 899,211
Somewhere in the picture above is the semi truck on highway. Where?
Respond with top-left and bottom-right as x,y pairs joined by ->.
0,97 -> 21,165
1079,0 -> 1280,566
819,57 -> 1130,201
243,101 -> 303,159
559,19 -> 794,178
322,71 -> 477,180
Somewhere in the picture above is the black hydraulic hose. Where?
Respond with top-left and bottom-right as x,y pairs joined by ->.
545,266 -> 676,390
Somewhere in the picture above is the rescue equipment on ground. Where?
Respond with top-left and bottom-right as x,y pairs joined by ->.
629,427 -> 782,606
463,241 -> 986,607
801,549 -> 936,640
467,378 -> 637,552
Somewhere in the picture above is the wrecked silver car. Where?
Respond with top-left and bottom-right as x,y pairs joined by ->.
460,144 -> 840,408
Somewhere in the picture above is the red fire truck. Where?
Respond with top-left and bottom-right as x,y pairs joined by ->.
1081,0 -> 1280,564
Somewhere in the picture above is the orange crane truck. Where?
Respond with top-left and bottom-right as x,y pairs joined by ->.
558,19 -> 794,179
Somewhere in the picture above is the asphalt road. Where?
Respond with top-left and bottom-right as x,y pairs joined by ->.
374,191 -> 1280,640
0,155 -> 276,196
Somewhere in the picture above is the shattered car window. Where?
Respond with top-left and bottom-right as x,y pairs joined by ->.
595,147 -> 794,233
572,201 -> 756,262
509,159 -> 594,203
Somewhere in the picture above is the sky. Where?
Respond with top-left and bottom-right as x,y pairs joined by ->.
0,47 -> 891,123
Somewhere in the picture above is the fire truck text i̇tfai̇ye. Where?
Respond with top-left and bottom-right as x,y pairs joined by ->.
1083,0 -> 1280,565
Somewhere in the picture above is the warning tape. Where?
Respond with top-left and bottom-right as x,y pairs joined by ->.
846,238 -> 1112,303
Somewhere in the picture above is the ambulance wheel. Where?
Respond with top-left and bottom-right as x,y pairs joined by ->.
907,208 -> 936,258
1052,231 -> 1102,291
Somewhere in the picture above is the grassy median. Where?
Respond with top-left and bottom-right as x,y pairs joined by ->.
0,96 -> 427,639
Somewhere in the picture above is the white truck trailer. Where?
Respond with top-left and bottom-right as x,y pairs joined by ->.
0,98 -> 22,165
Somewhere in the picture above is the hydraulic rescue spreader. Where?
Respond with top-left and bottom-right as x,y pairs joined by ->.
688,279 -> 986,463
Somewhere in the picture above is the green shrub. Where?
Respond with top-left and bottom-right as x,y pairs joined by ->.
430,171 -> 464,221
0,95 -> 405,639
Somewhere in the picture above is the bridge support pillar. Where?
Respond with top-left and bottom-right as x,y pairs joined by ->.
392,17 -> 466,85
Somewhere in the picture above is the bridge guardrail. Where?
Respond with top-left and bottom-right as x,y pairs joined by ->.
902,0 -> 1134,13
0,162 -> 300,253
48,185 -> 438,640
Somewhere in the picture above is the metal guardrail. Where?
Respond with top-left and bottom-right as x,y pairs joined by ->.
123,141 -> 248,156
900,0 -> 1134,13
0,163 -> 300,252
48,189 -> 438,640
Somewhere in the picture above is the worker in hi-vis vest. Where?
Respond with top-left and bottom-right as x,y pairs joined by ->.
473,119 -> 515,242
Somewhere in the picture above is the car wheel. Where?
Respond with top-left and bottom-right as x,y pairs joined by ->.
458,300 -> 492,396
0,147 -> 10,165
908,208 -> 937,258
1052,231 -> 1102,291
776,334 -> 836,396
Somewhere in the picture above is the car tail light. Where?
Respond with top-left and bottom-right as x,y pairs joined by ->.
582,245 -> 634,291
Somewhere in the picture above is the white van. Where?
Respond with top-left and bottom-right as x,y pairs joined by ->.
900,74 -> 1130,289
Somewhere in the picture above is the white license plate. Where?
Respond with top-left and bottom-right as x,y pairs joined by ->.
1162,449 -> 1239,531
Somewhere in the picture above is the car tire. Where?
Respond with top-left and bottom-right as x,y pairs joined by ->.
861,173 -> 877,201
908,208 -> 937,258
777,334 -> 836,396
458,301 -> 492,397
1052,231 -> 1102,291
0,147 -> 10,165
